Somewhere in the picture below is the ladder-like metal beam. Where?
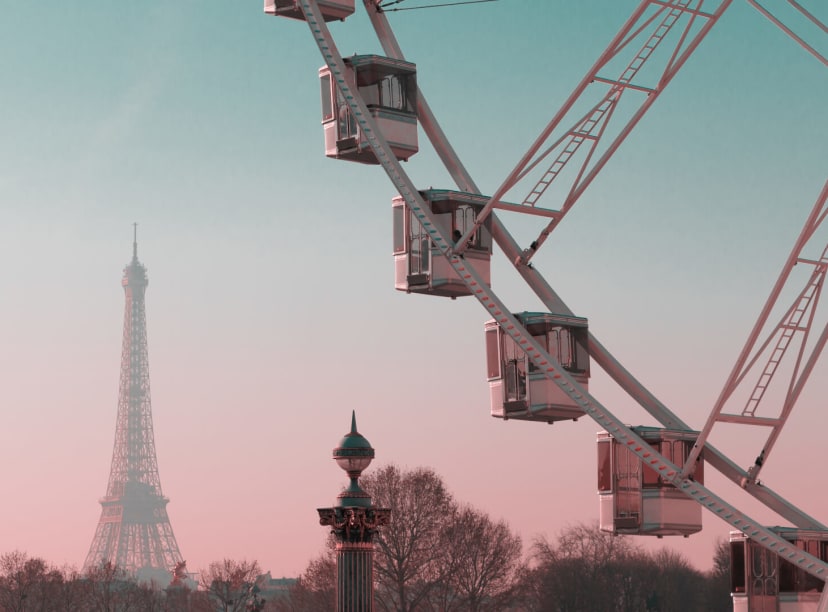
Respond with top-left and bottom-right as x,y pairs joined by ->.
683,180 -> 828,482
454,0 -> 731,263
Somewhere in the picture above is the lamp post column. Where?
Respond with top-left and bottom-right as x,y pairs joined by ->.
318,412 -> 390,612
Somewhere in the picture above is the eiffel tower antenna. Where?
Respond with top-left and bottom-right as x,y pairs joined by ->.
84,229 -> 183,581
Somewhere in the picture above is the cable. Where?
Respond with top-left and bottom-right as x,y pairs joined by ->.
379,0 -> 498,12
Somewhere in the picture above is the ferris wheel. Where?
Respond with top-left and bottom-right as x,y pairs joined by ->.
267,0 -> 828,607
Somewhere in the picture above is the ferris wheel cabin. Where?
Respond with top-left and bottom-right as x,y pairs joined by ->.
393,189 -> 492,297
264,0 -> 354,21
730,528 -> 828,611
597,427 -> 703,537
320,55 -> 418,165
484,312 -> 589,423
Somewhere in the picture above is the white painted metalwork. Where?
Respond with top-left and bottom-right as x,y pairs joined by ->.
598,427 -> 703,537
485,312 -> 589,423
454,0 -> 731,263
362,0 -> 828,586
358,0 -> 828,542
320,55 -> 418,164
683,181 -> 828,486
269,0 -> 828,590
393,189 -> 492,297
745,0 -> 827,68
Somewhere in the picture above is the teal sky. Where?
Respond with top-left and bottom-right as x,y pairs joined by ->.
1,1 -> 826,577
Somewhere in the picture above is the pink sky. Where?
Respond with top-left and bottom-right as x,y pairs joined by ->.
0,0 -> 826,581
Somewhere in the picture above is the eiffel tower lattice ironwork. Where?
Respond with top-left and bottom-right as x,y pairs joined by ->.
84,228 -> 183,578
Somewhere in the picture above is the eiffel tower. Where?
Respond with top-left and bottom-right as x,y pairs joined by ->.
84,227 -> 183,582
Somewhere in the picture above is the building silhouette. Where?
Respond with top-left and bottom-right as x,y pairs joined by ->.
84,229 -> 183,583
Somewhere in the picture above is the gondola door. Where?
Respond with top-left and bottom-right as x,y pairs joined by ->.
748,544 -> 779,612
408,209 -> 430,281
501,333 -> 527,407
613,443 -> 641,530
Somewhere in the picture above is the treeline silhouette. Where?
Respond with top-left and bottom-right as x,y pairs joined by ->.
0,465 -> 732,611
287,464 -> 732,612
0,554 -> 270,611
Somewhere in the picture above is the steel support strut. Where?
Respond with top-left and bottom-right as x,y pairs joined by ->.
682,180 -> 828,483
746,0 -> 828,67
454,0 -> 733,262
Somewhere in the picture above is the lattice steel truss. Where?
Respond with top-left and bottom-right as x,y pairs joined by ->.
84,232 -> 183,578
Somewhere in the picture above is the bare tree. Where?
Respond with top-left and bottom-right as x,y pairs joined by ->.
0,554 -> 171,612
199,559 -> 263,612
361,464 -> 456,612
295,464 -> 529,611
84,561 -> 164,612
646,548 -> 705,612
529,523 -> 714,612
554,522 -> 637,568
703,538 -> 733,612
0,551 -> 65,612
279,550 -> 336,611
436,506 -> 524,611
530,524 -> 645,611
54,566 -> 89,612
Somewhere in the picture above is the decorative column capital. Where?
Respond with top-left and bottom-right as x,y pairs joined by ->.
318,506 -> 391,543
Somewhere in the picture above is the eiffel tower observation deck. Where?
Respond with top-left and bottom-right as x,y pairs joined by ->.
84,227 -> 183,583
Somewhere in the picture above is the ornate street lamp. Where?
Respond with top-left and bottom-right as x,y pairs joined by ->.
318,412 -> 390,612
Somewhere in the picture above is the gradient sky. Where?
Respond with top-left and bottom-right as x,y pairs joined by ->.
1,1 -> 826,579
